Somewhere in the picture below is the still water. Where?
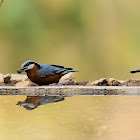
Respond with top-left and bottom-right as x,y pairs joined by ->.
0,95 -> 140,140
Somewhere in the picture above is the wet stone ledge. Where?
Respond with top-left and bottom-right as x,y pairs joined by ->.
0,86 -> 140,96
0,73 -> 140,95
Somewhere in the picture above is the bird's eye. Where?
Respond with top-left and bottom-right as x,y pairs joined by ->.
24,63 -> 30,67
24,62 -> 34,67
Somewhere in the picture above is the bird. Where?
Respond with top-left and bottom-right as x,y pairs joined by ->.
17,95 -> 65,110
130,69 -> 140,74
17,60 -> 79,85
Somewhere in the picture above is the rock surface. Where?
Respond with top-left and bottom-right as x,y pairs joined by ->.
15,81 -> 36,87
0,73 -> 4,83
75,81 -> 90,86
0,80 -> 18,86
0,73 -> 140,86
108,78 -> 121,86
122,79 -> 140,86
11,74 -> 28,81
87,78 -> 108,86
58,73 -> 75,85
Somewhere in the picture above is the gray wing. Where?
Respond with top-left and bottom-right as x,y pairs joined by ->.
38,64 -> 78,77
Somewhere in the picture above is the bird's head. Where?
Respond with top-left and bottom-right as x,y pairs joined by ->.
17,60 -> 41,74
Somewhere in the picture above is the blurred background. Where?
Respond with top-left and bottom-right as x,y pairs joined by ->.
0,0 -> 140,81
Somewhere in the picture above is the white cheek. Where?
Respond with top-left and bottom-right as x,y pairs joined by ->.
27,64 -> 34,70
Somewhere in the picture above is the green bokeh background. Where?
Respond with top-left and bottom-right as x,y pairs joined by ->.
0,0 -> 140,81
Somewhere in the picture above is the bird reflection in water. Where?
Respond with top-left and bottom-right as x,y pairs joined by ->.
16,95 -> 65,110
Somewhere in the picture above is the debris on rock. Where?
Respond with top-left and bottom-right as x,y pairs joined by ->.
4,73 -> 11,83
87,78 -> 108,86
122,79 -> 140,86
108,78 -> 122,86
76,81 -> 91,86
0,80 -> 18,86
118,80 -> 125,84
0,73 -> 140,86
58,79 -> 75,85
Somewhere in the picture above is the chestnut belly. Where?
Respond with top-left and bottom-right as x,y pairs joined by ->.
27,73 -> 61,85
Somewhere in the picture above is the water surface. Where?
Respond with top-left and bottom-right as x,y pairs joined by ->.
0,95 -> 140,140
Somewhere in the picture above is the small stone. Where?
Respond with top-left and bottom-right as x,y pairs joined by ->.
11,74 -> 28,81
58,73 -> 75,85
88,78 -> 108,86
15,81 -> 32,86
108,78 -> 122,86
59,73 -> 74,81
4,73 -> 11,83
0,73 -> 4,83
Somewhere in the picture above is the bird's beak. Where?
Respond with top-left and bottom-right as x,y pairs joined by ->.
17,68 -> 25,74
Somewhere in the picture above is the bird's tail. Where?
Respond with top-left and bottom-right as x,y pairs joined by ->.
68,70 -> 79,72
130,69 -> 140,73
61,69 -> 79,75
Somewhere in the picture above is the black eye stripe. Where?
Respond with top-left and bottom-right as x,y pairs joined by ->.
24,62 -> 34,67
